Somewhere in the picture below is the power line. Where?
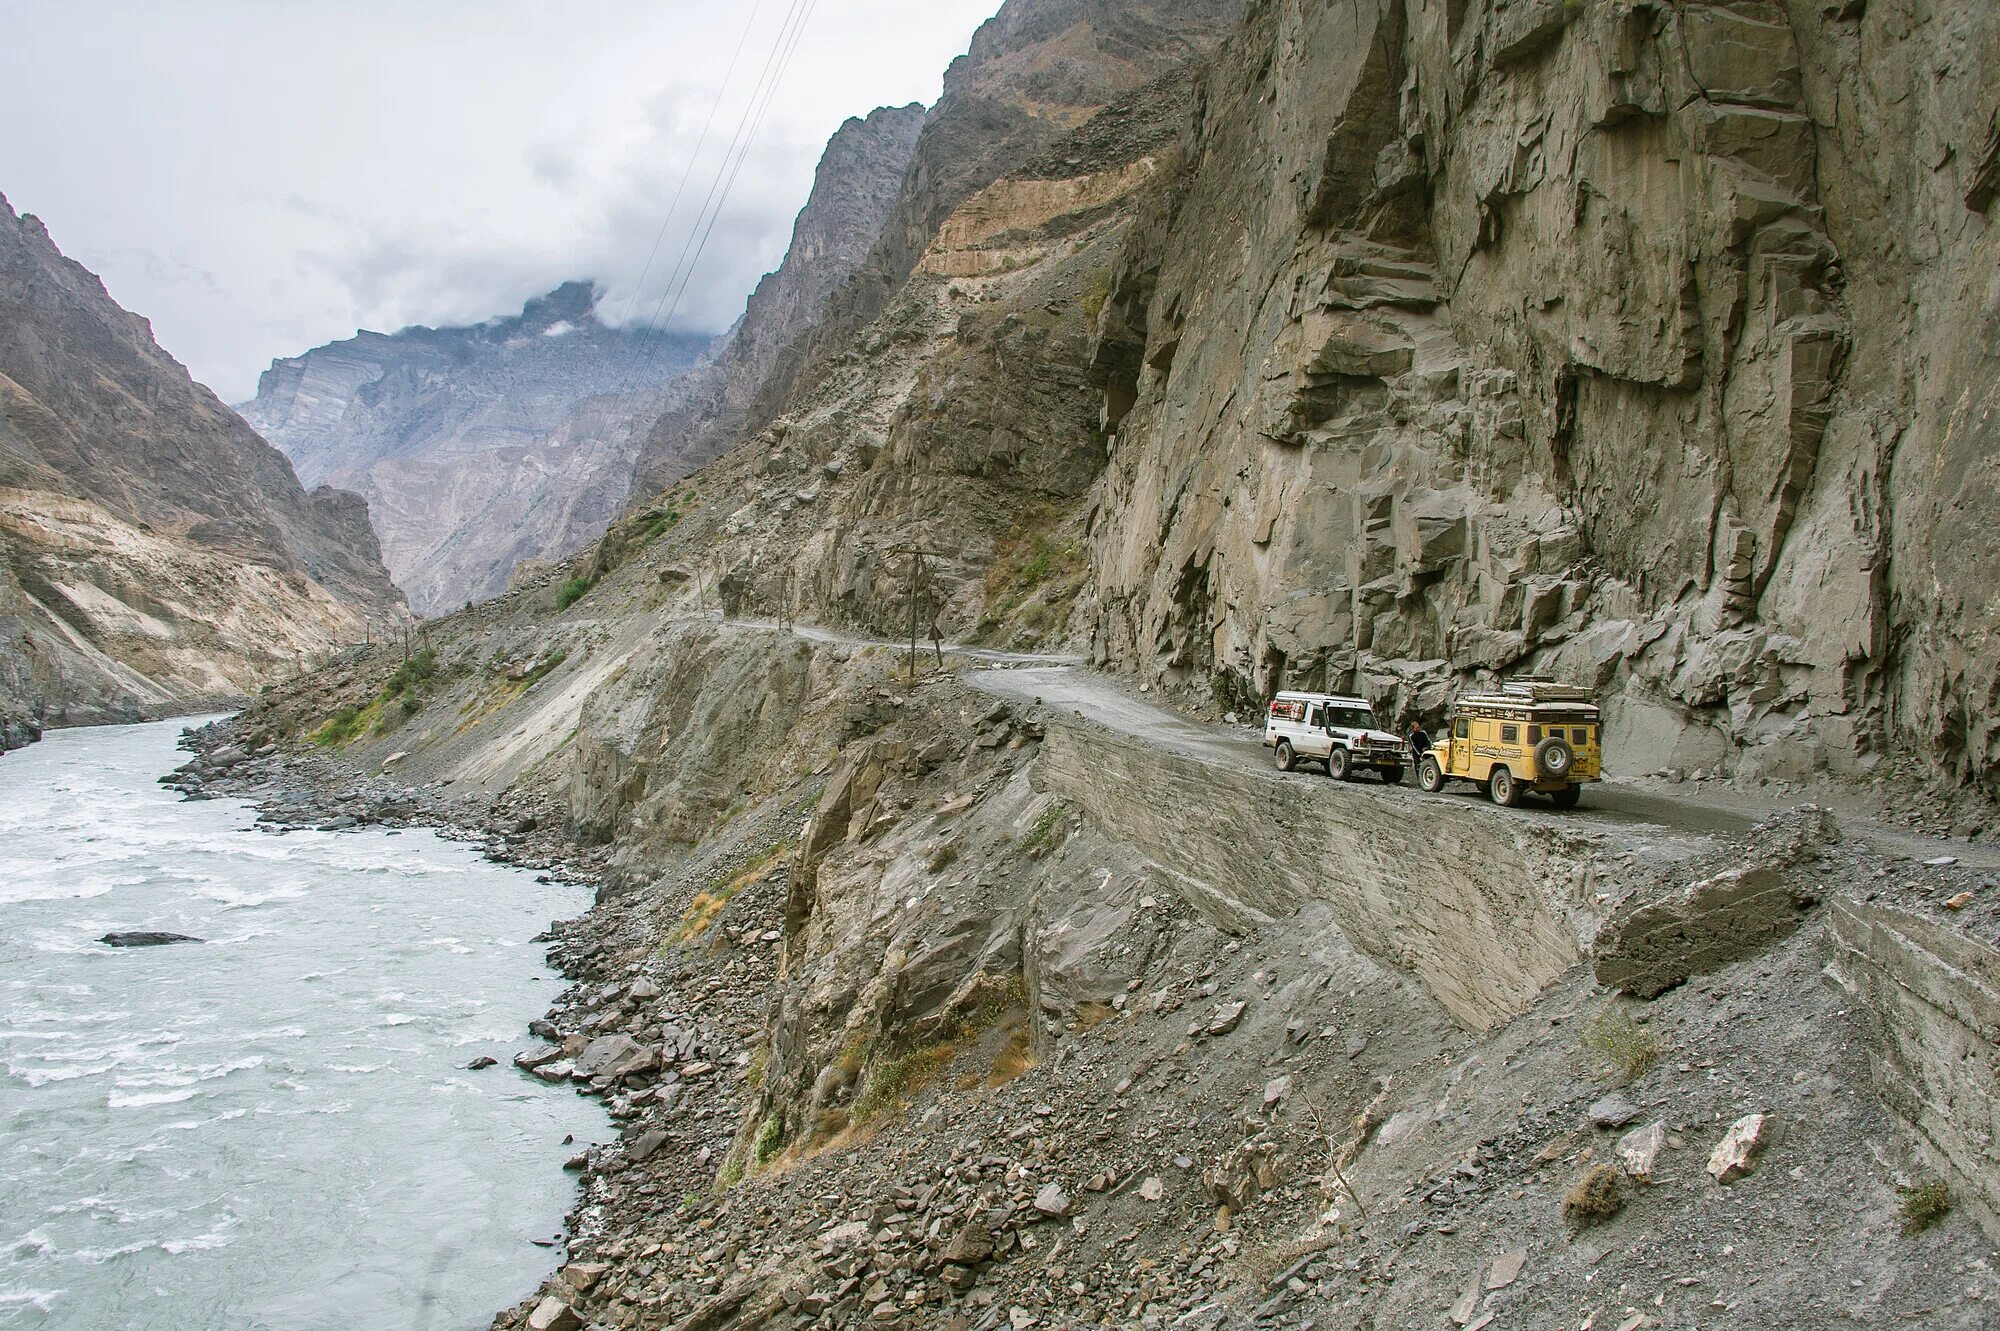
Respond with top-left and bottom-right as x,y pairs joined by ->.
642,0 -> 819,346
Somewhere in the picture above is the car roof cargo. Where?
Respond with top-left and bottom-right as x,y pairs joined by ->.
1273,691 -> 1372,707
1458,679 -> 1600,714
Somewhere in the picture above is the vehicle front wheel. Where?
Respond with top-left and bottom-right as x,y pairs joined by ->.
1549,784 -> 1582,809
1326,747 -> 1351,780
1275,740 -> 1295,772
1418,756 -> 1445,793
1489,766 -> 1522,807
1380,765 -> 1404,786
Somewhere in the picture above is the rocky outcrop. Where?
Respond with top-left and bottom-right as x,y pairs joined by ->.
240,282 -> 706,614
1073,0 -> 2000,795
0,193 -> 405,727
629,104 -> 927,498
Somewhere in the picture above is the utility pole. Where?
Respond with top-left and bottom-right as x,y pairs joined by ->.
888,543 -> 947,683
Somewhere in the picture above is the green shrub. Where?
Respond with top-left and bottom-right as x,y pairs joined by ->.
1900,1180 -> 1952,1235
1581,1007 -> 1662,1085
754,1113 -> 784,1165
1083,267 -> 1113,323
556,575 -> 594,610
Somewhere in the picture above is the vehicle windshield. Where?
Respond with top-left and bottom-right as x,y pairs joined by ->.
1324,707 -> 1376,730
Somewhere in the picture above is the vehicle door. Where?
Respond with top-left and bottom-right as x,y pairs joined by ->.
1300,705 -> 1333,760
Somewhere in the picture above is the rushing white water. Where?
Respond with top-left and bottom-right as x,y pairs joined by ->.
0,720 -> 607,1329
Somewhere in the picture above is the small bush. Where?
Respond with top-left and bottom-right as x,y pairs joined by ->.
518,650 -> 568,689
1582,1007 -> 1661,1085
754,1113 -> 785,1166
1900,1180 -> 1952,1235
1020,805 -> 1065,855
1082,267 -> 1113,323
309,703 -> 365,747
556,575 -> 594,610
1563,1163 -> 1625,1229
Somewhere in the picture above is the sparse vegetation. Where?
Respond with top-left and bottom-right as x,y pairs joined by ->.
1563,1163 -> 1625,1229
671,842 -> 792,943
307,646 -> 441,745
977,515 -> 1086,641
1900,1179 -> 1952,1235
1581,1006 -> 1661,1085
754,1113 -> 785,1166
516,650 -> 568,689
1083,266 -> 1113,323
308,702 -> 369,747
556,574 -> 595,610
852,975 -> 1029,1123
1020,804 -> 1066,855
635,507 -> 683,549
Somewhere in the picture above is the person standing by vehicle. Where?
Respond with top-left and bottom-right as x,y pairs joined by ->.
1406,720 -> 1431,781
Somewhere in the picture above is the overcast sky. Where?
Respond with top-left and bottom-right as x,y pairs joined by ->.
0,1 -> 998,401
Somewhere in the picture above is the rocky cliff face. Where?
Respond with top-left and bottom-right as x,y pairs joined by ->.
603,0 -> 1999,800
0,193 -> 405,729
1075,0 -> 2000,797
629,104 -> 926,498
240,282 -> 706,614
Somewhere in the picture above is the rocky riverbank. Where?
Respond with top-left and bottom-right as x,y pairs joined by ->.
1,709 -> 40,754
169,663 -> 2000,1331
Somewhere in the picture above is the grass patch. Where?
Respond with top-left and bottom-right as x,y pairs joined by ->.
854,1042 -> 960,1121
1900,1179 -> 1952,1235
517,650 -> 568,689
634,507 -> 683,549
1581,1007 -> 1661,1085
1082,266 -> 1113,324
556,575 -> 595,610
670,842 -> 792,944
308,701 -> 373,747
309,648 -> 439,744
754,1113 -> 784,1166
852,975 -> 1029,1122
1019,805 -> 1066,855
1562,1163 -> 1624,1229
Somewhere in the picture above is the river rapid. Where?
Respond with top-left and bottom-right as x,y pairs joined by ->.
0,719 -> 606,1329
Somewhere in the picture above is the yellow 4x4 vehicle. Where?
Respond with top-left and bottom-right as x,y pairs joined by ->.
1416,681 -> 1601,808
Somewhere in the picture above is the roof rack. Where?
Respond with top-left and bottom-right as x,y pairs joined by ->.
1497,680 -> 1594,703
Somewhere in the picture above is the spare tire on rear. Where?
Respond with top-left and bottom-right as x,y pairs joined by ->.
1533,736 -> 1574,779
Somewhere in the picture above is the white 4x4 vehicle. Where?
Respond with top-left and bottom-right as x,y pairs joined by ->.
1264,691 -> 1408,784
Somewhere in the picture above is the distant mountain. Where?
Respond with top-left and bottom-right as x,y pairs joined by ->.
628,103 -> 926,498
0,192 -> 406,732
238,282 -> 707,614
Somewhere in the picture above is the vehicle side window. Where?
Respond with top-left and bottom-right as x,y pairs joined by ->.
1454,719 -> 1468,739
1501,724 -> 1520,745
1528,725 -> 1542,743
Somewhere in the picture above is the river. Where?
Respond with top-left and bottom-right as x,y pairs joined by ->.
0,719 -> 607,1329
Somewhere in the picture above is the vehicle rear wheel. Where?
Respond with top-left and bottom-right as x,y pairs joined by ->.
1549,784 -> 1582,809
1326,747 -> 1351,780
1418,756 -> 1445,793
1489,766 -> 1522,807
1533,736 -> 1575,781
1274,740 -> 1295,772
1380,765 -> 1404,786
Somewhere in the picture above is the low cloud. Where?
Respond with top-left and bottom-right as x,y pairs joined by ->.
0,1 -> 1001,401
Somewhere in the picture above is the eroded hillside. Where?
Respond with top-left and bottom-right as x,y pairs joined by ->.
0,194 -> 406,731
